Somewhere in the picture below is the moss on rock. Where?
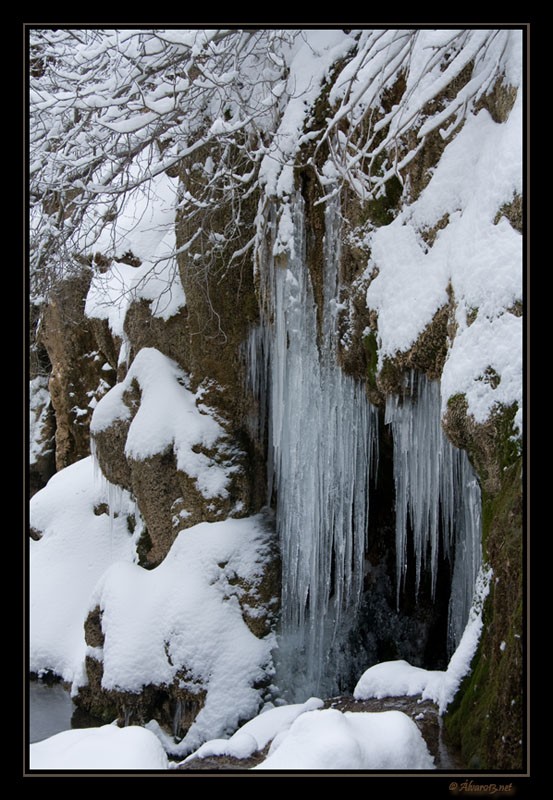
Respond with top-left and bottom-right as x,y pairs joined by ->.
475,78 -> 518,125
443,397 -> 523,769
445,458 -> 522,769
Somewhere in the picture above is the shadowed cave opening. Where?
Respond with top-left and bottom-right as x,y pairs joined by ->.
310,414 -> 454,700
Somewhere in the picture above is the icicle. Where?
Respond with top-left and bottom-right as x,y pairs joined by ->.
173,699 -> 183,739
247,192 -> 378,700
90,436 -> 103,486
385,372 -> 482,651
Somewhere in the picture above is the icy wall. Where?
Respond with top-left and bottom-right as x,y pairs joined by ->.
248,194 -> 379,699
385,372 -> 482,653
248,194 -> 482,698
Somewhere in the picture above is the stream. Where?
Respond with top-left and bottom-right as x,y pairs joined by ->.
29,681 -> 74,743
29,680 -> 102,744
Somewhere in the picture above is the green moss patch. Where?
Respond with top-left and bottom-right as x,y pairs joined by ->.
445,458 -> 523,769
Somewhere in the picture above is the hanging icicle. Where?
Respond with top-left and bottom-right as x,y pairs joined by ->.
247,192 -> 378,700
385,372 -> 482,652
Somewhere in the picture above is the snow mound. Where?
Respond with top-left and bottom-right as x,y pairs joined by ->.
30,725 -> 168,770
91,515 -> 276,754
354,661 -> 444,703
354,566 -> 492,713
254,708 -> 434,770
182,697 -> 324,763
91,347 -> 231,499
30,457 -> 139,686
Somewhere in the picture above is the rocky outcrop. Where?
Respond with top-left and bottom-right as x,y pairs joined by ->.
175,144 -> 261,427
90,348 -> 256,568
29,305 -> 56,495
29,375 -> 56,497
37,270 -> 116,470
76,517 -> 279,746
124,299 -> 190,375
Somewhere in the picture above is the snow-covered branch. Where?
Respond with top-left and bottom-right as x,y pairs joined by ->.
29,28 -> 518,296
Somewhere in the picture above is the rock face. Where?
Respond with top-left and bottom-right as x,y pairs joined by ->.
37,271 -> 116,471
442,401 -> 523,768
29,374 -> 56,497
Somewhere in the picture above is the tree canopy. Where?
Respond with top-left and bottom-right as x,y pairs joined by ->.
29,28 -> 518,297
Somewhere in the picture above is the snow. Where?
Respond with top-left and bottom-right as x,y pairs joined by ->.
91,347 -> 231,499
31,458 -> 276,753
90,515 -> 276,754
30,457 -> 139,686
365,224 -> 449,355
354,661 -> 443,703
30,376 -> 52,465
182,697 -> 324,763
30,725 -> 168,770
254,709 -> 434,770
441,312 -> 523,429
85,168 -> 185,338
259,30 -> 354,200
354,565 -> 493,713
366,88 -> 522,433
184,695 -> 435,771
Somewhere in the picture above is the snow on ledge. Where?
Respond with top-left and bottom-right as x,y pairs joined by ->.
85,170 -> 185,338
91,347 -> 231,499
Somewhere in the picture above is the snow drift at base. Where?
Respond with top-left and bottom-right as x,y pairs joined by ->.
254,708 -> 434,770
30,457 -> 140,686
30,725 -> 169,770
181,701 -> 434,771
30,455 -> 277,750
91,515 -> 276,753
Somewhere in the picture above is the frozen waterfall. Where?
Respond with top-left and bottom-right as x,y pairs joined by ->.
247,193 -> 482,700
385,372 -> 482,652
247,194 -> 378,700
